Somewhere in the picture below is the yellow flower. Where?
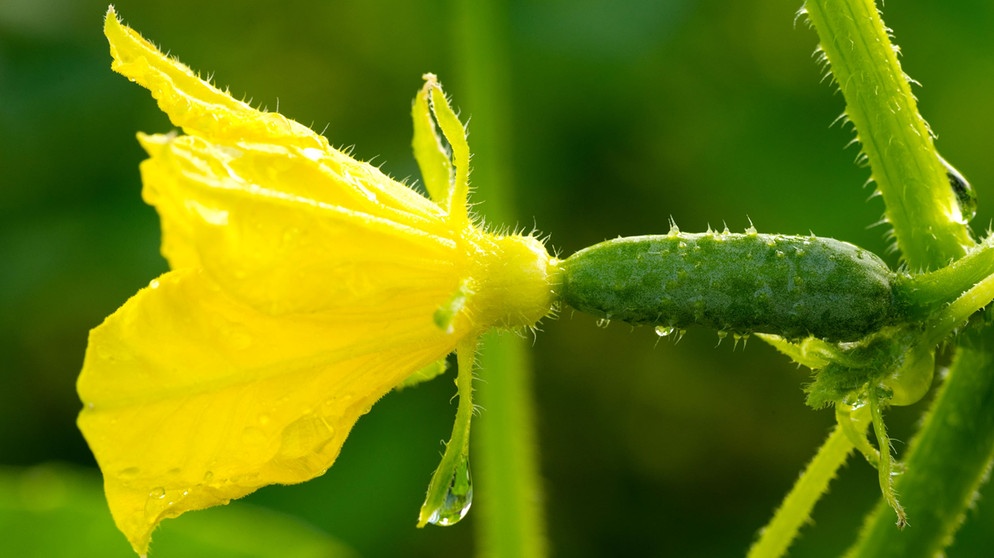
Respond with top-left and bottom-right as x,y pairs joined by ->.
79,8 -> 556,556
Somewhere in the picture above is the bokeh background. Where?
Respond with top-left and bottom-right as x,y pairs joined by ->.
3,0 -> 994,556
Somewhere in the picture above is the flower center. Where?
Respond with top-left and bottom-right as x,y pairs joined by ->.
471,233 -> 558,329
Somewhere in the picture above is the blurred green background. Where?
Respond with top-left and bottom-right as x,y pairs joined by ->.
2,0 -> 994,556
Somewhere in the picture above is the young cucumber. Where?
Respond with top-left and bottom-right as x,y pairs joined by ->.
559,231 -> 898,342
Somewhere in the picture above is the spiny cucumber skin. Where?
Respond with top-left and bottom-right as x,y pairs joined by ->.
559,232 -> 897,342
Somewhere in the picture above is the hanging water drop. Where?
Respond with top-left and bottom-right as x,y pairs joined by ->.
654,325 -> 676,337
939,153 -> 976,222
425,455 -> 473,526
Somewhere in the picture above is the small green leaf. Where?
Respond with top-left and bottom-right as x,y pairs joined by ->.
396,358 -> 449,390
412,76 -> 454,206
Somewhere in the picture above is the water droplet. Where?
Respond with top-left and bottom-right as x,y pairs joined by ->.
426,458 -> 473,526
940,154 -> 976,221
302,147 -> 324,161
654,325 -> 676,337
203,471 -> 214,483
595,318 -> 611,328
148,279 -> 160,289
241,426 -> 267,447
149,487 -> 166,499
119,467 -> 140,479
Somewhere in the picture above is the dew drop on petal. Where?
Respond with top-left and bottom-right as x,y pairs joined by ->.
301,147 -> 324,161
119,467 -> 140,480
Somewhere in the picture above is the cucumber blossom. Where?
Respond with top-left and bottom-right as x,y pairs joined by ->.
558,230 -> 897,342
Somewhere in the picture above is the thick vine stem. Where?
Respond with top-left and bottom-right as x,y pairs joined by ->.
803,0 -> 974,268
803,1 -> 994,557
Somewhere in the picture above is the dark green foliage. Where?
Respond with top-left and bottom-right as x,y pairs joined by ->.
802,327 -> 928,408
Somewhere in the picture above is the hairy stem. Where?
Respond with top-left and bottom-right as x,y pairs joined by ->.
748,419 -> 858,558
803,0 -> 973,269
804,1 -> 994,556
453,0 -> 549,556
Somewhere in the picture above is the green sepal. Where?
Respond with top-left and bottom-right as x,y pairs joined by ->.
426,84 -> 470,219
412,76 -> 454,207
433,281 -> 470,334
396,358 -> 449,391
802,327 -> 930,409
418,340 -> 476,527
756,334 -> 834,369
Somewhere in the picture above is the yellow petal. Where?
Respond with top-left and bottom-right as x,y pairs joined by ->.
136,132 -> 467,316
90,11 -> 560,557
77,268 -> 461,555
105,7 -> 322,149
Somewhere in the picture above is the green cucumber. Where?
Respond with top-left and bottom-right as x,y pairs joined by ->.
559,230 -> 897,342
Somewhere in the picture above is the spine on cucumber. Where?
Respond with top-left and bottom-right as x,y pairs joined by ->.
558,230 -> 898,342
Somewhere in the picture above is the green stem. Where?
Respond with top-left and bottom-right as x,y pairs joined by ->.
925,273 -> 994,346
845,328 -> 994,557
867,389 -> 905,527
748,420 -> 857,558
475,332 -> 548,558
803,0 -> 973,269
899,237 -> 994,319
451,0 -> 549,556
